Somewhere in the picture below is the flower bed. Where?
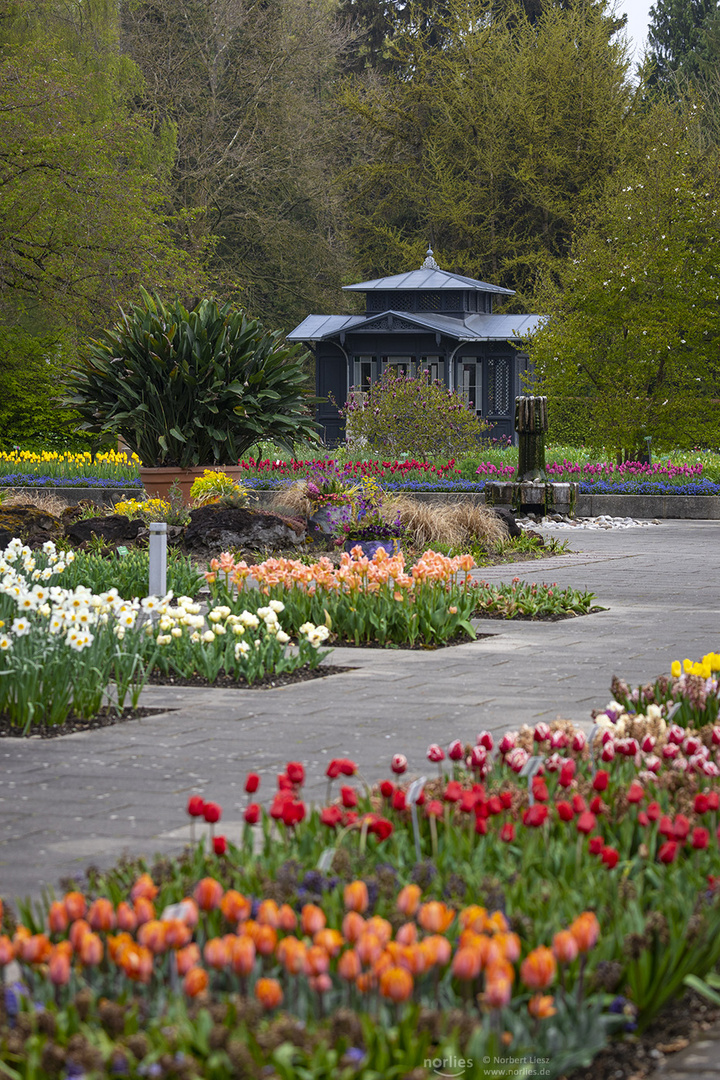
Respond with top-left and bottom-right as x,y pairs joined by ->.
0,449 -> 142,486
0,540 -> 330,731
3,655 -> 720,1076
206,550 -> 599,643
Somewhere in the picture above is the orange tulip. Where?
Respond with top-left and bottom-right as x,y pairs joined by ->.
203,937 -> 230,970
78,932 -> 103,966
183,966 -> 209,997
418,902 -> 454,934
48,901 -> 69,935
309,972 -> 332,994
133,897 -> 155,926
397,884 -> 421,917
242,919 -> 260,943
528,993 -> 557,1019
221,890 -> 251,924
356,932 -> 382,966
399,944 -> 425,976
305,944 -> 330,976
300,903 -> 326,936
257,899 -> 280,927
520,946 -> 556,990
0,935 -> 15,966
338,949 -> 361,981
64,892 -> 87,922
193,878 -> 223,912
130,873 -> 158,902
175,943 -> 201,976
255,977 -> 283,1010
138,920 -> 168,955
344,881 -> 369,913
483,971 -> 512,1009
277,936 -> 306,974
379,965 -> 413,1002
116,941 -> 153,983
48,948 -> 71,986
552,929 -> 579,965
569,912 -> 600,953
420,935 -> 451,968
254,925 -> 277,957
116,901 -> 137,933
452,946 -> 482,980
108,932 -> 133,963
163,918 -> 191,950
88,898 -> 116,933
314,928 -> 344,956
342,911 -> 365,943
365,916 -> 392,945
69,919 -> 91,951
356,971 -> 374,994
230,935 -> 256,976
277,904 -> 297,932
460,905 -> 489,933
372,949 -> 394,979
396,922 -> 418,946
20,934 -> 52,964
496,932 -> 521,963
487,911 -> 509,934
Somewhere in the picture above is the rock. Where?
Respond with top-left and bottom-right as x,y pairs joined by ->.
184,505 -> 305,555
64,515 -> 144,547
490,505 -> 523,538
524,529 -> 545,545
0,505 -> 63,549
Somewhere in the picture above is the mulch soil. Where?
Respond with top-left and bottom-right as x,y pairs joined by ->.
473,606 -> 605,622
146,664 -> 352,689
567,988 -> 720,1080
0,706 -> 171,739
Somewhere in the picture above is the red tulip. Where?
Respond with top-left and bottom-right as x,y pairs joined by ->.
391,754 -> 407,774
286,762 -> 305,786
695,793 -> 710,814
476,730 -> 494,751
647,801 -> 661,821
571,731 -> 586,752
475,816 -> 488,835
658,840 -> 679,864
245,773 -> 260,794
320,805 -> 342,827
692,827 -> 710,849
244,803 -> 260,825
592,771 -> 609,792
213,836 -> 227,856
487,796 -> 503,815
627,781 -> 644,804
588,836 -> 604,855
589,796 -> 603,815
500,791 -> 512,809
523,804 -> 548,828
576,811 -> 596,835
448,740 -> 464,760
187,795 -> 205,818
637,811 -> 650,827
443,781 -> 462,803
368,816 -> 393,841
203,802 -> 222,824
425,799 -> 444,818
498,733 -> 516,754
659,815 -> 674,838
534,723 -> 551,743
427,744 -> 445,762
572,794 -> 587,814
532,778 -> 549,803
500,823 -> 515,843
601,846 -> 619,869
379,780 -> 394,798
556,801 -> 574,822
341,786 -> 358,808
674,814 -> 691,841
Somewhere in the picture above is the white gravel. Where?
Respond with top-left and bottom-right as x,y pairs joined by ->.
517,514 -> 662,530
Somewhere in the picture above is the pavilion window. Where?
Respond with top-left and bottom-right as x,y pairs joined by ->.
457,358 -> 482,415
382,356 -> 416,378
421,356 -> 444,383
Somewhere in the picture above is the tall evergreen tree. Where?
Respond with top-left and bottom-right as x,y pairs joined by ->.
645,0 -> 718,88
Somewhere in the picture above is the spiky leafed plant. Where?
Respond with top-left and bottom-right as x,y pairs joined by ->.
66,290 -> 321,467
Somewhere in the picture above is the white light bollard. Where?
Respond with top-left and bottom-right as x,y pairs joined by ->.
148,522 -> 167,597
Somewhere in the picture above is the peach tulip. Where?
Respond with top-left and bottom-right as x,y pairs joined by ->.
193,878 -> 223,912
48,901 -> 69,935
342,911 -> 365,943
344,881 -> 369,913
379,965 -> 413,1002
175,943 -> 201,976
300,903 -> 326,936
255,977 -> 283,1009
230,936 -> 256,976
64,892 -> 87,921
88,898 -> 116,933
130,873 -> 158,903
396,884 -> 421,917
338,949 -> 362,981
183,967 -> 209,997
520,946 -> 556,990
48,949 -> 71,986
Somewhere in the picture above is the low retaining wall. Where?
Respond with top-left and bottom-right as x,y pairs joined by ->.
8,486 -> 720,519
5,487 -> 141,506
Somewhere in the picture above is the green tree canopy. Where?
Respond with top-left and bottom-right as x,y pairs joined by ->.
526,106 -> 720,453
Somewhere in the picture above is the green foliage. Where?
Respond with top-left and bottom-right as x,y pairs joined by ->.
0,0 -> 201,333
340,0 -> 632,303
526,105 -> 720,455
342,367 -> 488,455
644,0 -> 718,88
0,327 -> 85,447
59,547 -> 204,600
65,291 -> 321,468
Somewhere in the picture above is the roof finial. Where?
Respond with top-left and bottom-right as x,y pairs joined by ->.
421,245 -> 440,270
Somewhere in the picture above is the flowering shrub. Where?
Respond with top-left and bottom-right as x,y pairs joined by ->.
188,469 -> 250,505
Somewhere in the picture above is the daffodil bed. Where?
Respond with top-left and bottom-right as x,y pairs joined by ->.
3,654 -> 720,1078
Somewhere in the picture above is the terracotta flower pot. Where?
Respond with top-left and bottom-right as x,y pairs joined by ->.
139,466 -> 247,503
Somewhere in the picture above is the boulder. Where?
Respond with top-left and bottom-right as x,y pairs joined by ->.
64,515 -> 144,547
490,505 -> 523,539
0,505 -> 64,549
184,505 -> 305,555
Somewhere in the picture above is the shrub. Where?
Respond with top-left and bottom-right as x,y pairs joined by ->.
340,368 -> 488,456
65,290 -> 321,468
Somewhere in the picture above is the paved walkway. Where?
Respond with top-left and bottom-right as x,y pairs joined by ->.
1,520 -> 718,903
